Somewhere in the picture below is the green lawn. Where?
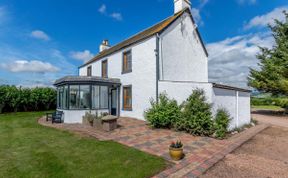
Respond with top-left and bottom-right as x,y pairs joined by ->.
252,105 -> 284,111
0,112 -> 167,178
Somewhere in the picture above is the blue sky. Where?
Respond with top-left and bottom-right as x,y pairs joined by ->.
0,0 -> 287,87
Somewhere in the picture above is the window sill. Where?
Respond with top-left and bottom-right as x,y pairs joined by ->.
122,108 -> 133,111
122,70 -> 132,75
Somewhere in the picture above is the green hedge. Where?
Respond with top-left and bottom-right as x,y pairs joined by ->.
251,97 -> 288,109
0,85 -> 56,113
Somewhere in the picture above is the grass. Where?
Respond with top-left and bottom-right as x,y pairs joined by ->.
252,105 -> 284,111
0,112 -> 167,178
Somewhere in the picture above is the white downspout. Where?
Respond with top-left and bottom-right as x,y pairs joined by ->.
236,91 -> 239,128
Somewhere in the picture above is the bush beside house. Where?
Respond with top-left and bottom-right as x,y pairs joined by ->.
145,89 -> 232,139
0,85 -> 56,113
145,93 -> 181,129
174,89 -> 214,136
214,109 -> 231,139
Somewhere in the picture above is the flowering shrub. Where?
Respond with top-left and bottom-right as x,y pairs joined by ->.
170,140 -> 183,148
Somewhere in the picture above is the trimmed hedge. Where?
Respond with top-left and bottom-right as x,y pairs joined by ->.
0,85 -> 56,113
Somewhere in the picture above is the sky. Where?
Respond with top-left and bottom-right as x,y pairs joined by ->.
0,0 -> 287,88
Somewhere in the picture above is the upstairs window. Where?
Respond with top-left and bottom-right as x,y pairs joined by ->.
87,66 -> 92,76
102,60 -> 108,78
122,50 -> 132,74
123,85 -> 132,110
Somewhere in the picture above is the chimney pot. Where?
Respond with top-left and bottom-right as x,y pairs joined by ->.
99,39 -> 110,52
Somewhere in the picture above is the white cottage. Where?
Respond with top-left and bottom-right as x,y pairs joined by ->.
54,0 -> 251,130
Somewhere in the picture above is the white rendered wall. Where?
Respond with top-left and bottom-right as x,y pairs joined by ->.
79,37 -> 157,120
158,81 -> 213,104
159,12 -> 208,82
60,109 -> 109,124
212,88 -> 251,130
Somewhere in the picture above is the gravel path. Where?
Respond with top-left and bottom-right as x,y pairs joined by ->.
200,126 -> 288,178
252,112 -> 288,128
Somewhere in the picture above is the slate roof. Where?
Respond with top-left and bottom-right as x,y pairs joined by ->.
213,83 -> 251,93
54,76 -> 121,86
80,8 -> 208,68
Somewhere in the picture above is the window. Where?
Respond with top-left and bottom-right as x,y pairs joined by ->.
63,85 -> 68,109
79,85 -> 90,109
102,60 -> 108,78
87,66 -> 92,76
69,85 -> 80,109
123,85 -> 132,110
91,85 -> 108,109
92,86 -> 100,109
100,86 -> 108,108
122,50 -> 132,74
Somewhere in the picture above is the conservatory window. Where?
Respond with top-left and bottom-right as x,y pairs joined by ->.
79,85 -> 90,109
100,86 -> 108,109
69,85 -> 79,109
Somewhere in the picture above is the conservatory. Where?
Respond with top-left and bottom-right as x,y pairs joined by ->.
54,76 -> 121,123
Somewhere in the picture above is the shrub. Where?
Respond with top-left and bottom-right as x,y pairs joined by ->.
0,85 -> 56,113
175,89 -> 214,136
214,109 -> 231,139
145,93 -> 182,128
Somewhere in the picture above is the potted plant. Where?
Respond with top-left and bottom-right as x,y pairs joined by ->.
82,112 -> 94,126
93,112 -> 102,130
169,140 -> 184,161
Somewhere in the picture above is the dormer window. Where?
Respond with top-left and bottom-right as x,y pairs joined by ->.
122,50 -> 132,74
87,66 -> 92,76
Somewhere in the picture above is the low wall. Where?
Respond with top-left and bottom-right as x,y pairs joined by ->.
59,109 -> 109,124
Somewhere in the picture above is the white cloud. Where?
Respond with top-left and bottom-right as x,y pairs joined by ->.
98,4 -> 106,14
30,30 -> 50,41
207,32 -> 274,87
191,8 -> 202,24
199,0 -> 209,8
237,0 -> 257,5
98,4 -> 123,21
244,7 -> 288,30
1,60 -> 59,73
70,50 -> 94,62
110,12 -> 123,21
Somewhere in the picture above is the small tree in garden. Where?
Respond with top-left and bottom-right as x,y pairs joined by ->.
214,109 -> 231,139
145,93 -> 182,128
175,89 -> 214,136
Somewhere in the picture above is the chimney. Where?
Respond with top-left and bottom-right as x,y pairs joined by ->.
99,40 -> 110,52
174,0 -> 191,14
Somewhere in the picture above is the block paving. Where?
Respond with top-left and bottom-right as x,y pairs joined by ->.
38,117 -> 268,177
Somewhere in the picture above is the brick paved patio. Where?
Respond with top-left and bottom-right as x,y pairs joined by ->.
38,117 -> 268,177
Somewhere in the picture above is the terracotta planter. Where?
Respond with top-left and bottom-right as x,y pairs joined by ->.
169,147 -> 184,161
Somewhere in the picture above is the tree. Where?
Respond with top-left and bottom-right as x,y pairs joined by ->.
248,11 -> 288,96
